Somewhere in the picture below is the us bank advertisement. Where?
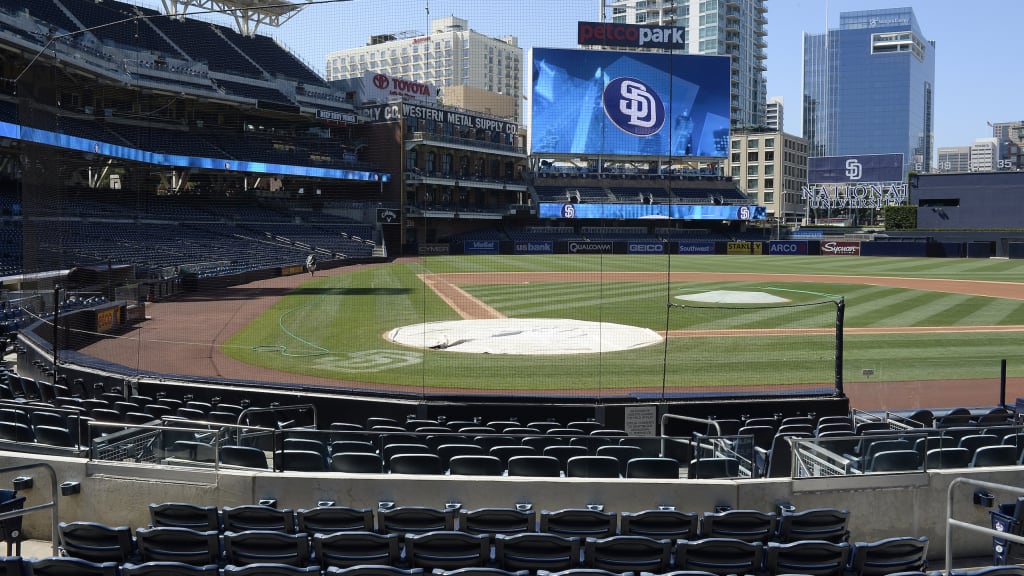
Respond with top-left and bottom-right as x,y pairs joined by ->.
528,48 -> 730,157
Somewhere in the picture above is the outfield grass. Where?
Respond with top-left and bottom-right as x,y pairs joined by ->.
220,255 -> 1024,394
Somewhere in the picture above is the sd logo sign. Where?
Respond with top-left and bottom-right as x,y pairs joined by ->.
603,77 -> 665,137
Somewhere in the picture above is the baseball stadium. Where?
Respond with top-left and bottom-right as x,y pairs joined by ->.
1,1 -> 1024,574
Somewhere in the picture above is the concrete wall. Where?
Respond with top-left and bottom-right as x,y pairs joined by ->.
2,449 -> 1018,562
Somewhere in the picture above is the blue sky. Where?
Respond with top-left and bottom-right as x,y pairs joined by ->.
132,0 -> 1022,150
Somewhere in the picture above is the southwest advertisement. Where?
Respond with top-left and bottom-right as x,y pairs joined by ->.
528,48 -> 730,157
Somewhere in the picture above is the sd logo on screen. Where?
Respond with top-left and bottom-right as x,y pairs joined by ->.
603,77 -> 665,137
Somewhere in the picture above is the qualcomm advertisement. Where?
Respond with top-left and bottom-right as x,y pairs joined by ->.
528,48 -> 730,157
538,202 -> 766,221
808,153 -> 904,184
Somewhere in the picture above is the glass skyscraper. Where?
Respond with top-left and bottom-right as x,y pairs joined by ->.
802,7 -> 935,173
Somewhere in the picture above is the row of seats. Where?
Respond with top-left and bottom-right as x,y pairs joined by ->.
54,512 -> 929,576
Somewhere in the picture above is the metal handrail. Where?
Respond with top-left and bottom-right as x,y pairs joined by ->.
0,462 -> 60,556
946,478 -> 1024,576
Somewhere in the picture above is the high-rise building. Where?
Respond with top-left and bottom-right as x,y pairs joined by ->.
990,121 -> 1024,171
766,96 -> 784,131
970,138 -> 999,172
935,146 -> 971,173
727,128 -> 808,223
606,0 -> 768,128
802,7 -> 935,174
325,16 -> 522,120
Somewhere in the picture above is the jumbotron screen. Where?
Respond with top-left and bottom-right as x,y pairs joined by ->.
528,48 -> 730,157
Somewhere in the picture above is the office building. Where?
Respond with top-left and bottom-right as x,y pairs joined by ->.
325,16 -> 521,120
606,0 -> 768,128
727,128 -> 808,223
802,7 -> 935,174
766,96 -> 784,131
935,146 -> 970,173
990,121 -> 1024,170
970,138 -> 999,172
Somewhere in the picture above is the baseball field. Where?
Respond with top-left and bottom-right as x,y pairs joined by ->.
204,254 -> 1024,400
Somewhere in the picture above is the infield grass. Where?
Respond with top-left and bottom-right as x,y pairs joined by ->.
220,255 -> 1024,394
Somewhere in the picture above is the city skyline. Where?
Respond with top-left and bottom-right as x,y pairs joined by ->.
129,0 -> 1023,154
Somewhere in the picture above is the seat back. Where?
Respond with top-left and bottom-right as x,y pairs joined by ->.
624,457 -> 680,479
121,561 -> 221,576
377,506 -> 456,536
296,506 -> 373,534
220,446 -> 268,469
389,453 -> 444,475
494,533 -> 581,573
849,536 -> 928,576
149,503 -> 220,531
448,455 -> 504,476
135,527 -> 221,565
58,521 -> 135,563
459,508 -> 536,538
312,531 -> 400,569
222,505 -> 296,533
620,509 -> 698,540
971,445 -> 1018,467
765,540 -> 851,576
540,509 -> 616,539
404,531 -> 490,570
25,556 -> 119,576
675,537 -> 765,576
866,450 -> 922,473
582,535 -> 672,573
776,508 -> 850,543
925,447 -> 971,469
700,509 -> 777,543
565,456 -> 620,478
223,530 -> 310,567
507,455 -> 561,478
331,452 -> 383,473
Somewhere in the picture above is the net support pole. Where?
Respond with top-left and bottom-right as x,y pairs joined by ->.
834,297 -> 845,398
1000,358 -> 1007,408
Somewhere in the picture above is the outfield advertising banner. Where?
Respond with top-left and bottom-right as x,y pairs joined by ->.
627,242 -> 666,254
677,241 -> 716,254
768,241 -> 809,255
528,48 -> 730,157
514,240 -> 554,254
808,153 -> 904,184
463,240 -> 499,255
821,240 -> 861,256
727,241 -> 762,255
539,203 -> 765,221
566,241 -> 613,254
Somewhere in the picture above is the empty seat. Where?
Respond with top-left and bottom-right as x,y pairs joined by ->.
460,507 -> 536,538
865,450 -> 922,473
222,505 -> 295,533
620,509 -> 698,540
311,531 -> 400,569
25,556 -> 119,576
448,455 -> 504,476
700,509 -> 777,543
625,457 -> 679,479
507,455 -> 561,477
377,506 -> 456,536
490,445 -> 537,466
325,568 -> 423,576
583,535 -> 672,573
494,533 -> 581,573
220,446 -> 268,469
404,531 -> 490,570
223,530 -> 310,567
297,506 -> 374,534
274,450 -> 327,472
595,445 -> 644,476
925,447 -> 971,469
149,503 -> 220,531
765,540 -> 851,576
121,561 -> 221,576
222,564 -> 319,575
674,537 -> 764,576
540,509 -> 616,539
135,527 -> 221,565
971,445 -> 1018,467
687,457 -> 740,479
389,453 -> 444,475
848,536 -> 929,576
565,456 -> 620,478
331,452 -> 383,473
776,508 -> 850,543
58,521 -> 135,563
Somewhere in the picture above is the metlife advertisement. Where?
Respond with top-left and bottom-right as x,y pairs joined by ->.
528,48 -> 730,157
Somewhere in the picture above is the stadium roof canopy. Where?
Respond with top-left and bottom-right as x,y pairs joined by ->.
158,0 -> 347,36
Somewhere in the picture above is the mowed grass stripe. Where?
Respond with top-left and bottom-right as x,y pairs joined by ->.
869,291 -> 971,327
955,297 -> 1024,326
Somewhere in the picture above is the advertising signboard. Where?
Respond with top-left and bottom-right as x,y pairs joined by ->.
821,241 -> 861,256
464,240 -> 499,255
514,240 -> 554,254
808,153 -> 904,184
727,241 -> 762,255
768,241 -> 809,255
577,21 -> 686,50
677,241 -> 716,254
528,48 -> 730,157
539,203 -> 764,221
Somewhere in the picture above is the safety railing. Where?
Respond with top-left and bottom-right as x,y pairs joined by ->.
0,462 -> 60,556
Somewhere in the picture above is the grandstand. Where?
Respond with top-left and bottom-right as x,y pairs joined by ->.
1,3 -> 1022,573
